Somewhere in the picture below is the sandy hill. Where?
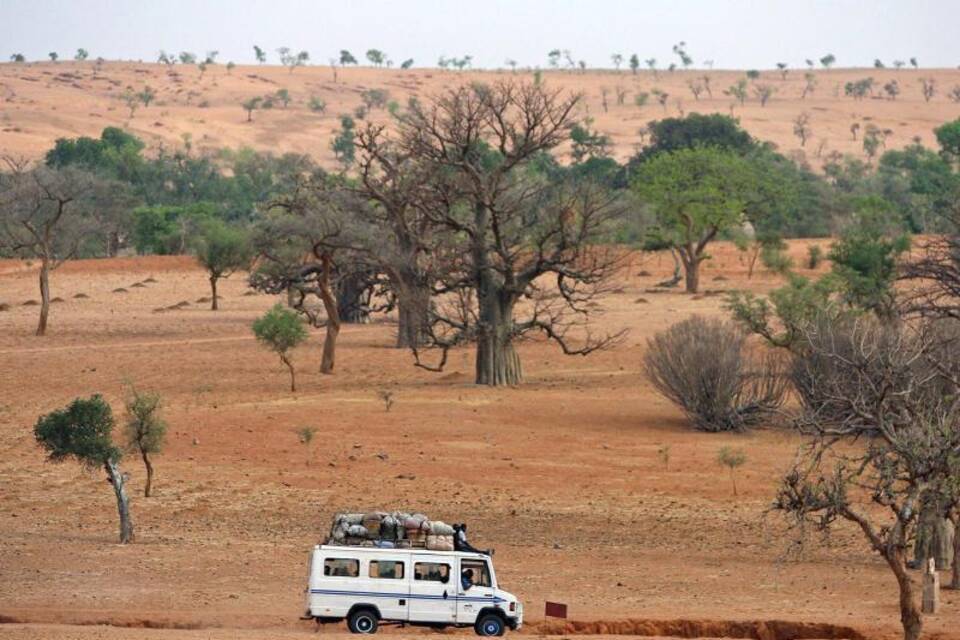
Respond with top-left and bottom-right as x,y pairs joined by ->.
1,61 -> 959,167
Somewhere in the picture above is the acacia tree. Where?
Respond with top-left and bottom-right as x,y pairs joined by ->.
396,81 -> 626,385
253,304 -> 308,391
124,388 -> 166,498
632,147 -> 771,293
35,395 -> 134,543
0,163 -> 100,335
775,317 -> 960,640
192,219 -> 254,310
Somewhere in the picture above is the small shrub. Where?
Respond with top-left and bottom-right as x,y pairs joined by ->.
760,244 -> 793,275
717,446 -> 747,496
308,96 -> 326,113
377,389 -> 395,412
643,316 -> 787,432
807,245 -> 823,269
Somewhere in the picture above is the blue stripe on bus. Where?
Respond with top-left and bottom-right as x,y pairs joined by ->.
309,588 -> 504,603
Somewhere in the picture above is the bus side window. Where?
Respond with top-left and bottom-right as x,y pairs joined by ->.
324,558 -> 359,577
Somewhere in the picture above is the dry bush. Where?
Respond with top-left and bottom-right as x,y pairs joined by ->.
643,316 -> 787,432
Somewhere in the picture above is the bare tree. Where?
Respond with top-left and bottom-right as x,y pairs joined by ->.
396,81 -> 626,385
0,162 -> 100,335
775,317 -> 960,640
793,112 -> 812,147
353,124 -> 444,348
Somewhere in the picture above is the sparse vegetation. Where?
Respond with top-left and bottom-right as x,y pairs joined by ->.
643,316 -> 786,432
123,387 -> 166,498
34,395 -> 134,543
253,304 -> 308,392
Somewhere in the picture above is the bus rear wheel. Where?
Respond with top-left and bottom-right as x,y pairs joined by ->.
348,609 -> 379,634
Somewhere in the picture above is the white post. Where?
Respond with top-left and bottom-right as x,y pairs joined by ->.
922,557 -> 940,614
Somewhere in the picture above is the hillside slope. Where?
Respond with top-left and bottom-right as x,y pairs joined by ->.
2,62 -> 959,166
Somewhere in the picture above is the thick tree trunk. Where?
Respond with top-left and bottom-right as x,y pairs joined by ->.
336,271 -> 370,324
682,256 -> 701,294
475,293 -> 521,386
396,281 -> 431,349
209,275 -> 219,310
141,450 -> 154,498
37,259 -> 51,336
105,459 -> 134,544
888,547 -> 923,640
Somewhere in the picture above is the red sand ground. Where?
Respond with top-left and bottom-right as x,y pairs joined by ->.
1,242 -> 958,640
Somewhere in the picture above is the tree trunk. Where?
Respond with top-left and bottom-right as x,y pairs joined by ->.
282,354 -> 296,392
396,279 -> 431,349
317,254 -> 340,375
104,459 -> 134,544
888,547 -> 923,640
336,271 -> 370,324
682,255 -> 701,294
950,512 -> 960,589
209,275 -> 219,310
36,259 -> 51,336
475,293 -> 521,386
140,450 -> 154,498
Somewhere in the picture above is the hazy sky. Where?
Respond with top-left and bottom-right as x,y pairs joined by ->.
2,0 -> 958,70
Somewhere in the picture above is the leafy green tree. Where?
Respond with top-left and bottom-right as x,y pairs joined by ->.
746,69 -> 760,81
935,118 -> 960,167
34,395 -> 133,543
631,113 -> 756,164
242,96 -> 262,122
910,56 -> 919,69
124,387 -> 166,498
776,62 -> 788,79
253,304 -> 308,391
178,51 -> 196,65
828,198 -> 911,320
275,88 -> 292,108
633,147 -> 770,293
629,53 -> 640,74
331,115 -> 356,169
192,219 -> 254,310
253,45 -> 266,64
366,49 -> 386,66
820,53 -> 836,68
400,58 -> 414,69
75,48 -> 89,61
10,53 -> 25,63
570,122 -> 611,163
340,50 -> 357,65
49,52 -> 58,62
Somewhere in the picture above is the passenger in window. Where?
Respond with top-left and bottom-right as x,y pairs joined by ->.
461,568 -> 474,591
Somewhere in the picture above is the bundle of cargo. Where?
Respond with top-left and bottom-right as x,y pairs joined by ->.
327,511 -> 455,551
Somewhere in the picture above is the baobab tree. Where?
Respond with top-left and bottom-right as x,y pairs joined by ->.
352,124 -> 444,347
0,162 -> 105,335
396,81 -> 626,385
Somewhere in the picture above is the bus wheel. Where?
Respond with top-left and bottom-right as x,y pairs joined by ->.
348,609 -> 379,634
475,614 -> 505,636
